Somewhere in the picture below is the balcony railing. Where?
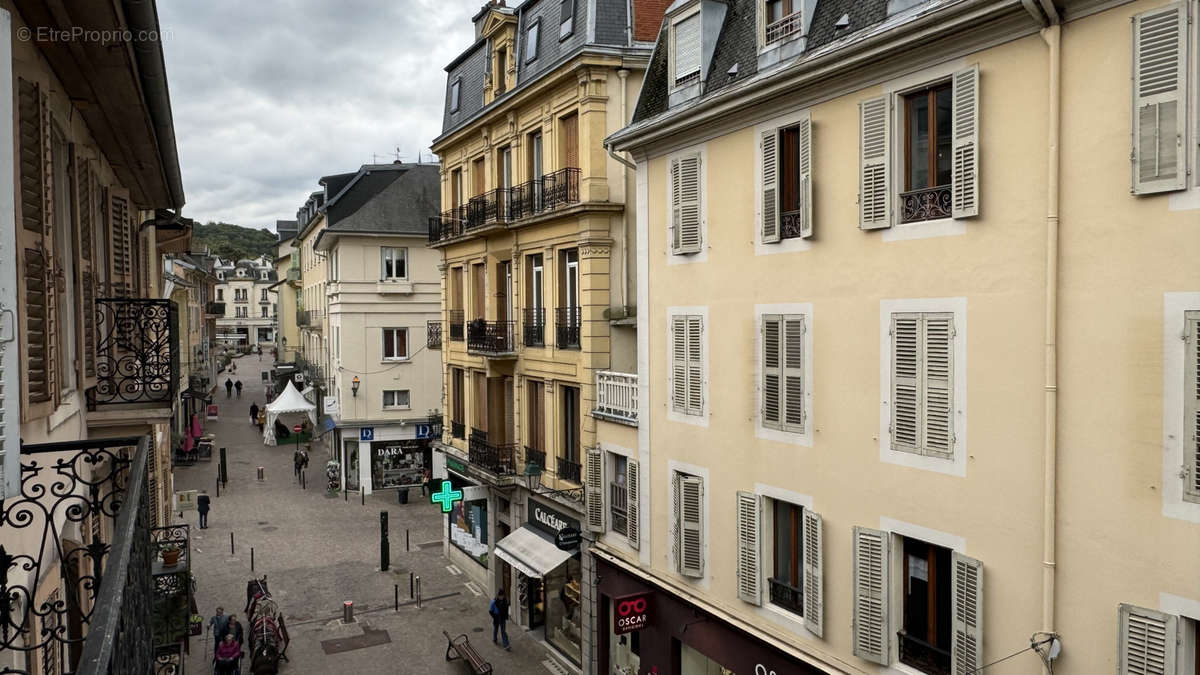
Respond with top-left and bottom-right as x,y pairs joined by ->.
469,435 -> 519,475
427,320 -> 442,350
286,267 -> 300,282
3,437 -> 158,675
524,446 -> 546,471
610,482 -> 629,536
298,309 -> 323,328
234,297 -> 248,304
523,308 -> 545,347
768,577 -> 804,617
205,301 -> 225,316
556,306 -> 581,349
898,632 -> 952,675
428,168 -> 582,244
467,319 -> 516,355
557,455 -> 582,484
451,420 -> 466,440
765,10 -> 804,44
89,299 -> 178,409
448,310 -> 465,342
899,184 -> 952,224
595,371 -> 638,424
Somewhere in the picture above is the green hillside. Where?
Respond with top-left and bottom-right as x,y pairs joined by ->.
192,221 -> 277,261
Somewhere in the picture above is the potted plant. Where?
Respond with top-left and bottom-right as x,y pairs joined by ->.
160,543 -> 182,567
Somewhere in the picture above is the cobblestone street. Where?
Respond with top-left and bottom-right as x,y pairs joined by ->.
175,355 -> 572,675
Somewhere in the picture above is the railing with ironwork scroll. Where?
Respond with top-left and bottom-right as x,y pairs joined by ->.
448,310 -> 465,342
451,421 -> 466,440
89,299 -> 178,409
523,308 -> 545,347
467,319 -> 516,355
898,631 -> 952,675
469,436 -> 518,475
768,577 -> 804,616
557,455 -> 582,484
900,185 -> 952,223
556,306 -> 581,350
428,206 -> 466,244
427,320 -> 443,350
0,436 -> 154,675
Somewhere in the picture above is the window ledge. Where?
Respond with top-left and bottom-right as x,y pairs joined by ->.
383,406 -> 412,411
381,358 -> 412,364
882,216 -> 966,242
376,281 -> 413,294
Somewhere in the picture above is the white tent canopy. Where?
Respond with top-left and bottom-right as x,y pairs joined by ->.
263,380 -> 317,446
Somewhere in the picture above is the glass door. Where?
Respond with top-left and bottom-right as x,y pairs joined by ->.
344,440 -> 360,491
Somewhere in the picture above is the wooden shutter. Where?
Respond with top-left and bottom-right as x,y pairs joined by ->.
672,154 -> 702,254
109,187 -> 133,297
783,316 -> 805,432
852,526 -> 890,665
924,314 -> 955,456
761,130 -> 780,243
671,316 -> 687,413
563,114 -> 579,168
891,314 -> 920,452
0,117 -> 19,494
802,509 -> 823,637
1131,3 -> 1187,195
762,315 -> 782,428
585,446 -> 604,532
686,315 -> 703,415
951,552 -> 983,675
736,491 -> 761,605
1118,604 -> 1177,675
678,475 -> 704,578
17,79 -> 53,409
859,96 -> 890,230
951,66 -> 980,218
79,160 -> 95,379
1185,312 -> 1200,503
625,459 -> 639,549
798,113 -> 814,239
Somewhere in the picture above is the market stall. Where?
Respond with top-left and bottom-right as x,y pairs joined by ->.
262,381 -> 316,446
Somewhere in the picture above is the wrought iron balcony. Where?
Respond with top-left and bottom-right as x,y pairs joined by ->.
427,320 -> 442,350
610,482 -> 629,536
768,577 -> 804,616
428,169 -> 582,245
467,188 -> 515,228
556,306 -> 581,350
594,371 -> 638,424
765,10 -> 804,44
523,308 -> 545,347
900,184 -> 952,223
205,301 -> 225,316
467,319 -> 516,356
451,420 -> 466,440
88,298 -> 178,410
298,309 -> 323,328
557,455 -> 582,484
898,632 -> 952,675
510,167 -> 581,219
469,434 -> 518,475
448,310 -> 465,342
524,446 -> 546,472
286,267 -> 301,282
428,206 -> 466,244
2,436 -> 164,675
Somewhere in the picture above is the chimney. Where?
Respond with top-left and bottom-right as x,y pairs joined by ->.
631,0 -> 672,43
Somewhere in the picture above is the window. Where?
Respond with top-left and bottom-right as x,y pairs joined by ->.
1131,3 -> 1188,194
217,289 -> 223,301
761,314 -> 805,433
450,78 -> 461,112
451,368 -> 466,437
261,307 -> 268,318
670,314 -> 704,417
764,0 -> 802,44
560,385 -> 580,476
672,13 -> 701,85
495,47 -> 507,95
260,271 -> 268,279
890,312 -> 954,458
761,115 -> 813,242
1185,311 -> 1200,503
769,500 -> 804,616
217,272 -> 224,280
898,538 -> 953,675
526,20 -> 540,62
859,66 -> 979,230
383,390 -> 410,409
608,454 -> 629,536
736,492 -> 823,633
526,379 -> 544,454
261,289 -> 268,301
669,153 -> 702,254
560,0 -> 575,38
560,113 -> 579,169
381,247 -> 407,281
382,328 -> 408,360
673,472 -> 704,578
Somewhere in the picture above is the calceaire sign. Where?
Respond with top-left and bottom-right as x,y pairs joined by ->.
528,499 -> 581,539
613,591 -> 651,634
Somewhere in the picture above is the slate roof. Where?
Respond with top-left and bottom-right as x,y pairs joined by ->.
322,164 -> 440,238
275,219 -> 298,242
629,0 -> 890,125
320,173 -> 357,200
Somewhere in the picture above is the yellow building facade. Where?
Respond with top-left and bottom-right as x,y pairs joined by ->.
601,0 -> 1200,674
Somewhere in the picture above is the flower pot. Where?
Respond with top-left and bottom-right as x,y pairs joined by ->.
161,549 -> 181,567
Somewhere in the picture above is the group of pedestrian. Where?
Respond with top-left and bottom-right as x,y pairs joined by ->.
225,378 -> 243,399
208,607 -> 245,674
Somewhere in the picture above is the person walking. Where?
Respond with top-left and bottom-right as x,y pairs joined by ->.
489,589 -> 510,650
208,606 -> 228,643
421,468 -> 432,497
213,634 -> 242,675
255,409 -> 265,433
196,490 -> 211,529
235,380 -> 243,398
249,402 -> 259,426
225,613 -> 245,650
225,378 -> 233,398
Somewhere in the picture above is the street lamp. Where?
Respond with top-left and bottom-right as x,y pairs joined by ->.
351,376 -> 360,397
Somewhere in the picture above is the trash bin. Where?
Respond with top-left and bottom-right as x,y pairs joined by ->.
397,487 -> 409,504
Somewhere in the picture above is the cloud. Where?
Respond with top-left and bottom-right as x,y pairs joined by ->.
160,0 -> 488,230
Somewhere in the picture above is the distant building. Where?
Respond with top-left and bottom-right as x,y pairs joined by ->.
214,256 -> 278,345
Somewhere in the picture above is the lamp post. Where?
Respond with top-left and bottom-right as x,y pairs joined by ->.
351,376 -> 360,397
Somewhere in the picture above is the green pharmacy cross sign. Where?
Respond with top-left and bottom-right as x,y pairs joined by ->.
431,480 -> 463,513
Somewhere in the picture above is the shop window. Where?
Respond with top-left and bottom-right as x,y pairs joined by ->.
545,555 -> 583,664
609,603 -> 641,675
899,537 -> 952,675
370,441 -> 424,490
769,499 -> 804,617
448,482 -> 487,567
383,390 -> 410,410
383,328 -> 409,360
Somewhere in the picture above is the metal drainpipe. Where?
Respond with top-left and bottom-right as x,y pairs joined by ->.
617,68 -> 631,313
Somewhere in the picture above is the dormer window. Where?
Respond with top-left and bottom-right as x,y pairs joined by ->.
765,0 -> 803,44
450,78 -> 461,112
526,19 -> 540,62
672,13 -> 701,85
559,0 -> 575,39
495,47 -> 507,94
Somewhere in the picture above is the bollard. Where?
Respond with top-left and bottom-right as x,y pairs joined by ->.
380,511 -> 390,572
216,472 -> 220,498
219,448 -> 228,486
257,466 -> 265,481
230,532 -> 234,556
394,584 -> 399,612
415,576 -> 421,608
301,470 -> 306,490
343,600 -> 354,624
361,489 -> 365,506
409,572 -> 414,599
251,547 -> 255,572
406,529 -> 410,552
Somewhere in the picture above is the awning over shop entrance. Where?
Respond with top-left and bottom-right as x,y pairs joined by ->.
493,526 -> 572,579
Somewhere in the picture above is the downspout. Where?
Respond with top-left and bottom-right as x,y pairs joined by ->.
616,68 -> 632,313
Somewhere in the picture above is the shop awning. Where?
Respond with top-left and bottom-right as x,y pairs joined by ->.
493,526 -> 571,579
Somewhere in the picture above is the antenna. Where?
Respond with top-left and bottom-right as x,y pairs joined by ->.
393,146 -> 403,162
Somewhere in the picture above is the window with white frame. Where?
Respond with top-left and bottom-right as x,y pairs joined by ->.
858,66 -> 979,230
526,19 -> 540,62
1185,310 -> 1200,504
669,314 -> 704,417
382,328 -> 408,360
890,312 -> 955,458
669,153 -> 702,255
1118,605 -> 1198,675
672,12 -> 701,86
763,0 -> 803,46
761,314 -> 805,433
760,114 -> 813,243
559,0 -> 575,38
260,307 -> 268,318
383,390 -> 410,410
672,471 -> 704,578
381,247 -> 407,281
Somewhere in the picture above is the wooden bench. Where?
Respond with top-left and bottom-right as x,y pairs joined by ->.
443,631 -> 493,674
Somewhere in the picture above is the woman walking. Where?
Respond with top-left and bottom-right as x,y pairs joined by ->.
249,402 -> 259,427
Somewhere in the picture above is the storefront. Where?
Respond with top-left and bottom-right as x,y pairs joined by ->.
447,472 -> 489,568
493,498 -> 584,666
595,554 -> 826,675
336,420 -> 436,495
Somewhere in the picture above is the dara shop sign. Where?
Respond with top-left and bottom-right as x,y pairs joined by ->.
613,592 -> 651,634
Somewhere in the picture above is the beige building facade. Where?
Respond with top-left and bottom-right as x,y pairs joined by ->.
600,0 -> 1200,674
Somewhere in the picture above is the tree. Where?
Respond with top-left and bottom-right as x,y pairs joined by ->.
192,222 -> 278,261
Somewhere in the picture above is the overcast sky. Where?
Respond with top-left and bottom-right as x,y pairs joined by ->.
159,0 -> 488,232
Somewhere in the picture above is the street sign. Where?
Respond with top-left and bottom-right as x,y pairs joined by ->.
360,427 -> 375,441
292,424 -> 302,433
554,527 -> 582,551
430,480 -> 463,513
415,424 -> 433,439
